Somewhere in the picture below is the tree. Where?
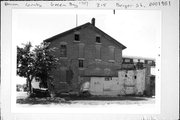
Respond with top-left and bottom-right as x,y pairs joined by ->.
33,42 -> 59,90
17,42 -> 59,94
17,42 -> 35,94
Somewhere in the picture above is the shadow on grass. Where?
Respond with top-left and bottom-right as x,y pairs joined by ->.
16,97 -> 71,105
16,96 -> 154,105
67,96 -> 152,101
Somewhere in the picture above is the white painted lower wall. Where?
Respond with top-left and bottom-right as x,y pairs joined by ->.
89,77 -> 120,96
88,69 -> 146,96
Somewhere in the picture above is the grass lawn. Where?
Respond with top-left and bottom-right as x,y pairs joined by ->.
16,95 -> 155,105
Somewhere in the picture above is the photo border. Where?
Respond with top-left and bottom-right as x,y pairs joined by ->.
1,1 -> 179,120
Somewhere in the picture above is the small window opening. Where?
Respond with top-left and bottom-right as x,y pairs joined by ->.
74,34 -> 80,41
79,60 -> 84,68
96,36 -> 101,43
60,45 -> 67,57
125,74 -> 127,77
134,76 -> 137,79
105,77 -> 112,81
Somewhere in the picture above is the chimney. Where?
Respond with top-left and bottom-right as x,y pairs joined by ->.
91,18 -> 95,26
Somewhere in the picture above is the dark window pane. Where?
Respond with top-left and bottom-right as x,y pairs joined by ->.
79,60 -> 83,68
96,36 -> 101,43
130,59 -> 133,63
145,60 -> 148,64
105,77 -> 112,81
74,34 -> 80,41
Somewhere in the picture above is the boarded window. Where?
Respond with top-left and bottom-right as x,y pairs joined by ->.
78,43 -> 85,58
60,45 -> 67,57
60,67 -> 67,82
79,60 -> 84,68
95,45 -> 101,60
109,46 -> 115,61
66,69 -> 74,85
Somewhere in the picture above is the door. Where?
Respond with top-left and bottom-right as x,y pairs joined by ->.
89,77 -> 104,95
103,77 -> 113,95
58,67 -> 68,91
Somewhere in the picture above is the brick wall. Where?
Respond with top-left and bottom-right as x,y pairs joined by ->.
48,26 -> 123,93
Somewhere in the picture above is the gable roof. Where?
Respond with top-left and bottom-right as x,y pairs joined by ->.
44,22 -> 126,50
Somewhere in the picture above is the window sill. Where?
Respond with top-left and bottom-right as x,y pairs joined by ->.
95,42 -> 102,45
78,68 -> 85,70
59,82 -> 67,84
108,60 -> 115,63
95,59 -> 102,62
73,40 -> 80,43
60,57 -> 68,59
78,58 -> 85,60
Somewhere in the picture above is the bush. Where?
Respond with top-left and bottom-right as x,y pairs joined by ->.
17,97 -> 68,104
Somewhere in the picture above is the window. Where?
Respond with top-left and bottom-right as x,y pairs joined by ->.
145,60 -> 148,64
109,46 -> 115,61
60,45 -> 67,57
79,60 -> 84,68
140,59 -> 145,63
148,60 -> 152,64
74,34 -> 80,41
125,59 -> 130,63
96,36 -> 101,43
95,45 -> 101,60
78,43 -> 85,58
133,59 -> 138,63
105,77 -> 112,81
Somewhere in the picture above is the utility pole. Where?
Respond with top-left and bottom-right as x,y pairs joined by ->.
76,14 -> 78,27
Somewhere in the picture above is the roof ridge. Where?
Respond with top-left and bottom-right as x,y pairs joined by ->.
44,22 -> 90,42
91,25 -> 126,49
44,22 -> 126,50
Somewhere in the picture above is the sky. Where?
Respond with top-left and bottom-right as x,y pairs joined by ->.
13,9 -> 161,59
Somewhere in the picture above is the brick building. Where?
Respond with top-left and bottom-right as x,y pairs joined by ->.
44,18 -> 126,94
